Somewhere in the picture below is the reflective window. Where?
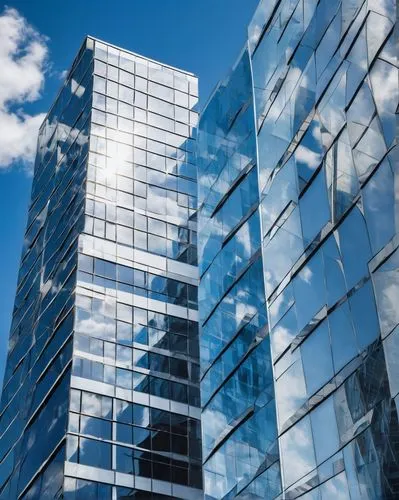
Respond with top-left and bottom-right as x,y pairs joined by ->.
329,301 -> 358,372
310,397 -> 339,464
337,206 -> 372,291
301,320 -> 334,396
300,167 -> 330,246
349,281 -> 379,351
280,415 -> 316,488
78,437 -> 111,469
363,157 -> 396,254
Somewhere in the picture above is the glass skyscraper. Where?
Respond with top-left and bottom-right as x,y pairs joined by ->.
0,37 -> 202,499
198,0 -> 398,499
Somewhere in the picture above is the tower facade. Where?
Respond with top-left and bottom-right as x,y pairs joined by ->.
0,37 -> 201,500
198,0 -> 398,498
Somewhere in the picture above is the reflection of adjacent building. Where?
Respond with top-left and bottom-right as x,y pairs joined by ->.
0,37 -> 202,499
198,0 -> 398,499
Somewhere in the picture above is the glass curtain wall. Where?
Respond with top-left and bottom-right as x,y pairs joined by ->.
0,36 -> 202,500
66,37 -> 202,500
198,0 -> 398,498
197,49 -> 281,499
0,40 -> 93,500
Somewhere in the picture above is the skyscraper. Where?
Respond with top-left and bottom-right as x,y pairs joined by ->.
0,37 -> 202,500
198,0 -> 398,499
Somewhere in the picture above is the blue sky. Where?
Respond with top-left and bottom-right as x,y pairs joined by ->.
0,0 -> 259,385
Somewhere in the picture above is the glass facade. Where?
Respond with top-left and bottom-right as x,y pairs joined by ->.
0,37 -> 201,499
198,0 -> 398,499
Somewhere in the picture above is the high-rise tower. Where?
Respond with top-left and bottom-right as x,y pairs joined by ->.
0,37 -> 202,500
198,0 -> 398,498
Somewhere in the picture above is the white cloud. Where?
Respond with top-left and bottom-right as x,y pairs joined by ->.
295,144 -> 322,170
0,111 -> 46,168
301,264 -> 313,284
59,69 -> 68,80
0,7 -> 48,170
